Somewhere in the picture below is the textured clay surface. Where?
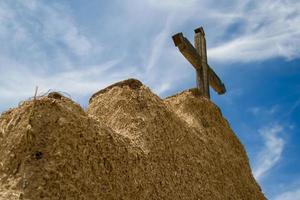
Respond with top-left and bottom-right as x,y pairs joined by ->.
0,79 -> 266,199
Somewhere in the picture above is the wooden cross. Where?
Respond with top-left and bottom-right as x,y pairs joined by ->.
172,27 -> 226,99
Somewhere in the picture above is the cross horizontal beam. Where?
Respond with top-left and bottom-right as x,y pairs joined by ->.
172,33 -> 226,95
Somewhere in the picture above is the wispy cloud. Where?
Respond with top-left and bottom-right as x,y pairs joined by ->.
143,15 -> 177,95
145,0 -> 198,10
21,0 -> 94,56
208,0 -> 300,63
0,1 -> 122,110
253,124 -> 285,181
146,15 -> 174,73
0,0 -> 98,67
0,59 -> 136,109
128,0 -> 300,97
143,0 -> 300,63
274,188 -> 300,200
248,105 -> 279,116
1,0 -> 300,109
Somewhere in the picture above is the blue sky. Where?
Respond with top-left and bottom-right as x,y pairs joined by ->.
0,0 -> 299,199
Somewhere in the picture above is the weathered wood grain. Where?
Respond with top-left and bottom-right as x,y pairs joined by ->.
194,27 -> 210,98
172,30 -> 226,96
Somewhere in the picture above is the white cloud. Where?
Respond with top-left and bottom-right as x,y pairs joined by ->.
124,0 -> 300,98
145,15 -> 174,72
1,0 -> 300,111
140,0 -> 300,63
0,0 -> 108,111
274,188 -> 300,200
248,105 -> 279,116
0,0 -> 96,63
0,59 -> 137,110
22,0 -> 93,56
146,0 -> 198,10
207,0 -> 300,63
253,124 -> 285,181
39,4 -> 93,56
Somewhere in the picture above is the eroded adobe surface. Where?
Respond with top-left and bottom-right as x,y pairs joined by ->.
0,79 -> 266,200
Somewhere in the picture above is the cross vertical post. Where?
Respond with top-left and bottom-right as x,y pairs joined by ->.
194,27 -> 210,98
194,32 -> 205,96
